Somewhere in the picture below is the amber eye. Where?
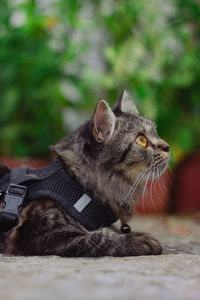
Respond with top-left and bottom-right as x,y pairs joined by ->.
136,135 -> 147,147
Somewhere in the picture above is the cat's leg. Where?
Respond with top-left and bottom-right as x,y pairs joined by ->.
5,226 -> 162,257
56,227 -> 162,257
3,199 -> 162,257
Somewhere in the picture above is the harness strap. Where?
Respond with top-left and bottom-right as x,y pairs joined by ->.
0,158 -> 117,232
0,159 -> 62,194
0,184 -> 27,231
0,159 -> 63,231
10,159 -> 62,185
10,167 -> 28,183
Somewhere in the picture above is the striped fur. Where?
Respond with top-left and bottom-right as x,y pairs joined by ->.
0,92 -> 169,256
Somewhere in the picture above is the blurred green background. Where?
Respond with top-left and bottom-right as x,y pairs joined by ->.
0,0 -> 199,162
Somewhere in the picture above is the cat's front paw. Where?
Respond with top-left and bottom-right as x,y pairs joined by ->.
130,233 -> 162,256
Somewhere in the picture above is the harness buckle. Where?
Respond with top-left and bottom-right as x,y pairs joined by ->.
0,184 -> 27,230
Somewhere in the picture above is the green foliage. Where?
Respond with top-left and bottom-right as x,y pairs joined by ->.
0,0 -> 199,161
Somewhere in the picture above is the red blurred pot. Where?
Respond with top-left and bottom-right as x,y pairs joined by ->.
168,152 -> 200,213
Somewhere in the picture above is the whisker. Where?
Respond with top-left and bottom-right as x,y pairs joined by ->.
150,169 -> 161,217
141,170 -> 151,217
156,166 -> 167,197
142,170 -> 151,200
131,169 -> 149,196
120,167 -> 148,208
160,173 -> 168,195
155,167 -> 165,205
124,167 -> 147,201
153,166 -> 168,214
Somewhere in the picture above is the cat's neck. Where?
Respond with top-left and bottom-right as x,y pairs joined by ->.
57,149 -> 137,222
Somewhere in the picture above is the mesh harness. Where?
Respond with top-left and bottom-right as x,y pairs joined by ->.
0,158 -> 117,232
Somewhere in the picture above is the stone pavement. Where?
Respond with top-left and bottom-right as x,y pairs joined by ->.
0,215 -> 200,300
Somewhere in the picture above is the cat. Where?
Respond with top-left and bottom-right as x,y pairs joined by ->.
0,91 -> 169,256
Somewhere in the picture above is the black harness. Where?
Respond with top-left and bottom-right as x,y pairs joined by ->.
0,158 -> 117,232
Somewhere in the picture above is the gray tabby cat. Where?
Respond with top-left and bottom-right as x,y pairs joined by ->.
0,91 -> 169,256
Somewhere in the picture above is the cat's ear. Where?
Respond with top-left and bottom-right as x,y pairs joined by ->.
91,100 -> 115,143
113,90 -> 138,115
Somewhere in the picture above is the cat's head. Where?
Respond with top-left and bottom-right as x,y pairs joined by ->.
88,90 -> 169,181
54,91 -> 170,186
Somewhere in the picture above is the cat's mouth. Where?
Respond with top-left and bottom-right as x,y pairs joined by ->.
149,154 -> 170,179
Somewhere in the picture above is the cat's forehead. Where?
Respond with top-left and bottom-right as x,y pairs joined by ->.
138,116 -> 156,131
119,113 -> 157,135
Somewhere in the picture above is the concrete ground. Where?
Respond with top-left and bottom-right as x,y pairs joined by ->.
0,215 -> 200,300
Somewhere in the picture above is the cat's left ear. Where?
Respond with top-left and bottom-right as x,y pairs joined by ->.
91,100 -> 115,143
113,90 -> 138,115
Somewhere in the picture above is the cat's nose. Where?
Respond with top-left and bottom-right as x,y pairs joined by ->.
157,140 -> 170,153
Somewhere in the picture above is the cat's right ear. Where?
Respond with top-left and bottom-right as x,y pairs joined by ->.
113,90 -> 138,115
90,100 -> 115,143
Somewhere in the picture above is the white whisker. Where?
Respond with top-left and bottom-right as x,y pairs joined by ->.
124,167 -> 147,200
141,170 -> 151,217
159,169 -> 168,194
150,169 -> 160,216
119,167 -> 148,208
156,166 -> 166,197
142,170 -> 151,200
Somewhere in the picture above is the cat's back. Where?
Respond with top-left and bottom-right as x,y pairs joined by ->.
0,163 -> 10,180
